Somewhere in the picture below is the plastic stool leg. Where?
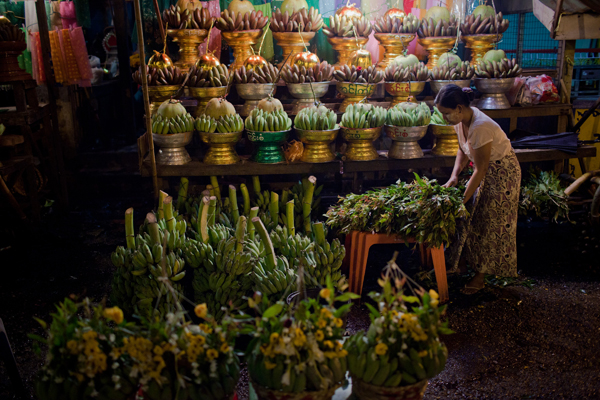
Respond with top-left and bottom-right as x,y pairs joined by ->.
348,232 -> 362,294
430,245 -> 449,303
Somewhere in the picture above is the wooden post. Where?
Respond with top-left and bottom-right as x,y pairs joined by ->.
133,0 -> 159,199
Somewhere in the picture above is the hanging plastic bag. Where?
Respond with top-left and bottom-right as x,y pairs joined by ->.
60,1 -> 78,29
50,1 -> 63,30
69,27 -> 92,86
526,75 -> 559,105
198,0 -> 221,59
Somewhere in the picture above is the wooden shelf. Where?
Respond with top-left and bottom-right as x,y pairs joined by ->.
141,146 -> 596,177
0,104 -> 49,126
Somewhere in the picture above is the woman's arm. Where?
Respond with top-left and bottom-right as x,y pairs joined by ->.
463,142 -> 492,203
443,147 -> 470,188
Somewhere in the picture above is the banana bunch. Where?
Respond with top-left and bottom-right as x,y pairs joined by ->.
245,108 -> 292,132
215,9 -> 269,31
187,64 -> 230,87
110,246 -> 136,315
429,61 -> 474,80
299,224 -> 345,287
194,114 -> 217,133
346,332 -> 448,387
287,179 -> 323,230
333,64 -> 383,84
162,5 -> 215,30
0,23 -> 25,42
386,102 -> 431,127
253,256 -> 296,297
373,13 -> 419,34
233,63 -> 279,84
270,7 -> 323,32
384,62 -> 429,82
417,15 -> 458,38
215,114 -> 244,133
431,106 -> 449,125
475,58 -> 521,79
460,12 -> 509,35
132,65 -> 185,86
151,112 -> 195,134
281,61 -> 334,83
322,15 -> 372,38
341,104 -> 387,129
294,105 -> 338,131
270,225 -> 313,267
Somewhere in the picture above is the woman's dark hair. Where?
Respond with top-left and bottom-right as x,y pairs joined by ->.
434,84 -> 474,109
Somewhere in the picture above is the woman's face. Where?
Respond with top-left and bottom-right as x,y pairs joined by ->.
436,104 -> 464,125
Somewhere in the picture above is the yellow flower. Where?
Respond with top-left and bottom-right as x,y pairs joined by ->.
418,350 -> 428,358
103,307 -> 124,324
333,318 -> 343,328
320,308 -> 333,319
82,331 -> 98,341
197,335 -> 206,346
206,349 -> 219,361
337,349 -> 348,358
195,303 -> 208,319
375,343 -> 388,356
66,340 -> 79,354
319,288 -> 331,299
270,333 -> 280,345
430,298 -> 439,307
264,360 -> 277,370
323,340 -> 334,349
199,324 -> 213,334
293,328 -> 306,347
220,342 -> 230,353
317,319 -> 327,329
315,330 -> 324,341
429,289 -> 439,300
153,346 -> 164,356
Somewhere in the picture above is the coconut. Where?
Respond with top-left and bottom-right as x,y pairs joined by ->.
204,98 -> 236,119
473,5 -> 495,20
438,53 -> 462,69
281,0 -> 309,15
483,49 -> 507,63
176,0 -> 202,12
392,54 -> 420,69
157,99 -> 187,119
227,0 -> 255,16
424,6 -> 450,23
257,96 -> 283,112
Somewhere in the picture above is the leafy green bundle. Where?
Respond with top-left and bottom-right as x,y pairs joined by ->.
519,170 -> 569,222
325,174 -> 468,247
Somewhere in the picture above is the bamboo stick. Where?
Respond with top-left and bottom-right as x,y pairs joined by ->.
313,222 -> 326,246
564,172 -> 592,196
152,0 -> 168,56
200,197 -> 210,243
125,208 -> 135,249
196,197 -> 205,234
206,184 -> 215,197
210,176 -> 221,203
158,190 -> 168,219
133,0 -> 158,198
208,196 -> 217,226
229,185 -> 240,224
253,217 -> 276,271
269,192 -> 279,225
235,216 -> 247,253
286,200 -> 295,236
252,175 -> 261,196
248,206 -> 259,238
177,177 -> 189,213
164,196 -> 176,233
240,183 -> 251,215
146,213 -> 161,245
303,176 -> 317,234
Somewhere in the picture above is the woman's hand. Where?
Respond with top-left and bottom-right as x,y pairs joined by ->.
443,176 -> 459,188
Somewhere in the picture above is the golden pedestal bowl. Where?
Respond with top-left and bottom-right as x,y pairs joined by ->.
147,85 -> 180,116
188,86 -> 228,117
336,82 -> 376,113
385,125 -> 428,159
429,79 -> 471,96
384,81 -> 426,106
272,31 -> 316,69
373,33 -> 416,70
235,83 -> 277,117
462,34 -> 502,66
287,82 -> 331,114
199,130 -> 243,165
327,36 -> 369,70
416,37 -> 457,69
340,125 -> 383,161
430,124 -> 458,156
166,29 -> 208,72
221,30 -> 263,71
295,127 -> 339,163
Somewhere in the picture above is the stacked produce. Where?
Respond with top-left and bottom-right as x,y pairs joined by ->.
430,61 -> 475,80
246,287 -> 357,394
151,99 -> 194,134
233,63 -> 279,83
345,260 -> 450,390
340,104 -> 387,129
520,169 -> 569,222
384,62 -> 429,82
300,222 -> 345,287
326,174 -> 468,247
475,58 -> 522,78
194,114 -> 217,133
431,106 -> 449,125
294,105 -> 338,130
215,9 -> 269,31
373,13 -> 419,34
187,64 -> 230,87
460,10 -> 509,35
245,108 -> 293,131
200,97 -> 244,132
270,7 -> 324,32
333,64 -> 383,84
322,14 -> 373,38
162,5 -> 215,30
132,65 -> 185,86
0,22 -> 25,42
281,61 -> 334,83
417,15 -> 458,38
387,102 -> 431,127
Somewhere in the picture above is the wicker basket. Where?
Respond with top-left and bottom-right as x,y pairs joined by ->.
251,381 -> 340,400
351,376 -> 427,400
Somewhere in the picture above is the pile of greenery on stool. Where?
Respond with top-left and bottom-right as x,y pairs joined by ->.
325,174 -> 467,248
519,169 -> 569,222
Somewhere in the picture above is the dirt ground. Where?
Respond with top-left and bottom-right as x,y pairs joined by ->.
0,175 -> 599,400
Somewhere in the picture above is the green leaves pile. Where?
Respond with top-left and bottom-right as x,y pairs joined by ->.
326,174 -> 468,247
519,169 -> 569,222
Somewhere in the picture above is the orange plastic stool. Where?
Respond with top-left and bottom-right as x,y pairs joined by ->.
344,231 -> 449,304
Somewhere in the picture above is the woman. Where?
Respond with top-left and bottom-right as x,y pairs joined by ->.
435,85 -> 521,294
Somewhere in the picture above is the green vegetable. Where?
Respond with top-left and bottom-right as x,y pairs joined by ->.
519,169 -> 569,222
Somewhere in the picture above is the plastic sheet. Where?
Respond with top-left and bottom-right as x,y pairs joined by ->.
60,1 -> 78,29
526,75 -> 559,105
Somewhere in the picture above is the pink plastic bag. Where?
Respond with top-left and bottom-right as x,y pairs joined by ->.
69,27 -> 92,86
197,0 -> 221,59
60,1 -> 78,29
526,75 -> 559,105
